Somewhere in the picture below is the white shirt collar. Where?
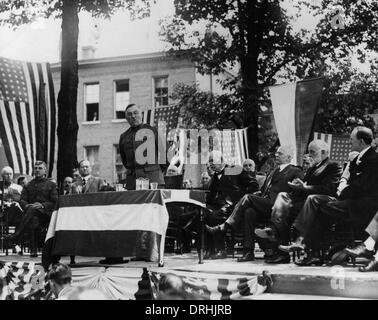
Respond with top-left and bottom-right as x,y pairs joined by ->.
279,163 -> 290,172
82,175 -> 91,182
357,147 -> 370,162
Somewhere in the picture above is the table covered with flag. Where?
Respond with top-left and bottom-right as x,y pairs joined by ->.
43,189 -> 207,267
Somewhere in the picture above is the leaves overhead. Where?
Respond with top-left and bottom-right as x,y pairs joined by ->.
0,0 -> 152,28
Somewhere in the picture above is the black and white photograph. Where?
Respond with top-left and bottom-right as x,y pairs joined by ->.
0,0 -> 378,305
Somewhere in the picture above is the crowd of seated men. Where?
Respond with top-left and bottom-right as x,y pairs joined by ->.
204,126 -> 378,272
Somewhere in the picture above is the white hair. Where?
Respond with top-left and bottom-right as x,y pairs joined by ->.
278,145 -> 294,159
1,166 -> 13,176
309,140 -> 330,155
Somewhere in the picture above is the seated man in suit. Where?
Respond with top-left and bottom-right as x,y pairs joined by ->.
280,126 -> 378,266
0,166 -> 23,237
61,177 -> 73,195
71,160 -> 105,194
206,145 -> 303,262
239,159 -> 259,196
255,139 -> 343,263
7,161 -> 58,257
203,150 -> 256,259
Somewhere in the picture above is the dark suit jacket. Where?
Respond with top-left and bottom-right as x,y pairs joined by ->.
207,166 -> 245,211
119,123 -> 165,190
339,147 -> 378,228
299,157 -> 343,198
71,176 -> 105,194
261,164 -> 303,203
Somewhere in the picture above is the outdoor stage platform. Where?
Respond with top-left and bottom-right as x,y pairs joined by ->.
1,250 -> 377,300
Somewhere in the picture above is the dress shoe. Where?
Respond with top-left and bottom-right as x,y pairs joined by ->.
210,250 -> 227,260
344,244 -> 374,259
265,253 -> 290,264
237,252 -> 255,262
295,256 -> 323,266
359,259 -> 378,272
279,238 -> 305,253
205,223 -> 227,235
255,228 -> 277,242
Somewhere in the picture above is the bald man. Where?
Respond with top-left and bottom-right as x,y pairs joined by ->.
255,139 -> 343,264
280,127 -> 378,266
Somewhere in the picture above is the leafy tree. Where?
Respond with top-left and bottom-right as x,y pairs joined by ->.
160,0 -> 313,160
315,60 -> 378,135
0,0 -> 150,186
161,0 -> 378,160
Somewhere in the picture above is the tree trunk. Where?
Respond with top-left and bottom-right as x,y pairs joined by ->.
239,56 -> 259,162
57,0 -> 79,188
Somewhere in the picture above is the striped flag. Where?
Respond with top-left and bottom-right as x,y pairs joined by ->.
141,104 -> 182,134
0,261 -> 46,300
0,57 -> 56,176
43,190 -> 169,266
149,270 -> 271,300
221,129 -> 249,165
314,132 -> 352,163
269,77 -> 324,165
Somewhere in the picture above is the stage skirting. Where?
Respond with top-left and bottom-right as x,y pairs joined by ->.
0,262 -> 270,300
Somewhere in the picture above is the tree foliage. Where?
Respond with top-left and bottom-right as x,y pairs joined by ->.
161,0 -> 378,159
0,0 -> 150,186
161,0 -> 313,160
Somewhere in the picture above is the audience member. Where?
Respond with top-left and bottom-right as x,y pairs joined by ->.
62,177 -> 73,195
71,160 -> 105,194
17,176 -> 27,188
166,165 -> 179,176
280,126 -> 378,266
72,168 -> 81,183
255,139 -> 343,264
200,172 -> 211,190
47,263 -> 76,300
158,273 -> 187,300
183,179 -> 192,189
302,154 -> 315,174
206,145 -> 303,262
0,166 -> 23,228
7,161 -> 58,257
239,159 -> 259,195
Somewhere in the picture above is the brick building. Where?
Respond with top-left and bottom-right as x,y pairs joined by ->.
51,52 -> 227,185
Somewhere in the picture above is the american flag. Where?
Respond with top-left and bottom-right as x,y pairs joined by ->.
314,132 -> 352,163
149,270 -> 271,300
221,129 -> 249,165
0,57 -> 56,176
0,261 -> 46,300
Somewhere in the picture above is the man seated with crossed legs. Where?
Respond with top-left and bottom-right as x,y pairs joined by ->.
279,126 -> 378,266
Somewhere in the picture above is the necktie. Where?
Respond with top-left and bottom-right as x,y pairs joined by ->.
262,167 -> 279,198
82,178 -> 86,193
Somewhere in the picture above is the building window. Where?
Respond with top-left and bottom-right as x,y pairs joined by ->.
115,80 -> 130,119
85,83 -> 99,121
154,76 -> 168,107
115,145 -> 126,183
84,145 -> 100,176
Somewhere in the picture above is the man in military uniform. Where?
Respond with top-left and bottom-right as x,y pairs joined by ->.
119,104 -> 165,190
7,160 -> 58,257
